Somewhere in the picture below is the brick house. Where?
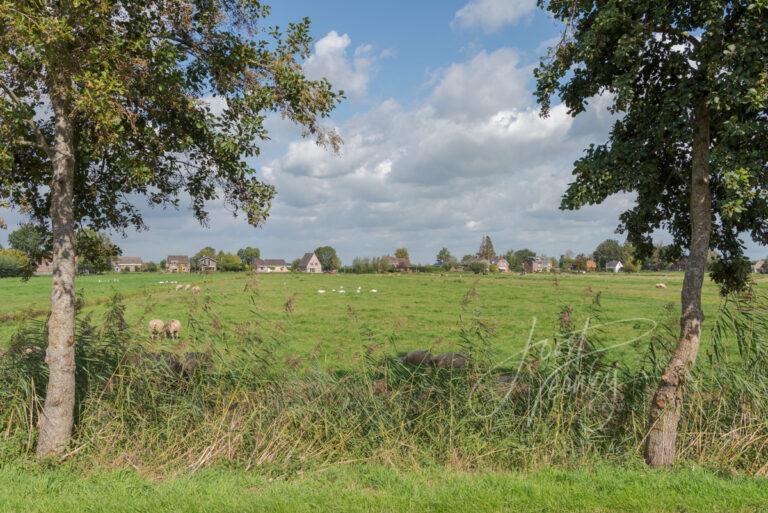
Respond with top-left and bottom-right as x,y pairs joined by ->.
490,256 -> 509,272
167,255 -> 190,273
523,256 -> 552,273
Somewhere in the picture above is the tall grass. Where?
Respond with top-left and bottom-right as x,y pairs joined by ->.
1,281 -> 767,475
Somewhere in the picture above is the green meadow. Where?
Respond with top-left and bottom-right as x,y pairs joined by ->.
2,271 -> 768,513
3,270 -> 762,366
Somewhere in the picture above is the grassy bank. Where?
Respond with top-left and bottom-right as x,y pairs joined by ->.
2,463 -> 767,513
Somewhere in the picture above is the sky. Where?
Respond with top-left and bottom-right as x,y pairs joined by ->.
1,0 -> 765,264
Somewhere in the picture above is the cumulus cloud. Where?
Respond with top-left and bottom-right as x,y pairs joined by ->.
452,0 -> 538,33
303,31 -> 378,98
254,46 -> 631,262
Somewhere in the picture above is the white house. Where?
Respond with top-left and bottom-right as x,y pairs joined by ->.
298,252 -> 323,273
605,260 -> 624,273
253,258 -> 289,273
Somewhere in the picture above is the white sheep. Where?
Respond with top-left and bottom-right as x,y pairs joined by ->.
148,319 -> 166,339
191,285 -> 201,295
318,290 -> 326,294
370,289 -> 378,293
175,284 -> 184,291
184,284 -> 191,291
655,283 -> 667,289
165,319 -> 182,339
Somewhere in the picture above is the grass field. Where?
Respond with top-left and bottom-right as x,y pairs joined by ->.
3,462 -> 768,513
2,270 -> 764,367
3,271 -> 768,512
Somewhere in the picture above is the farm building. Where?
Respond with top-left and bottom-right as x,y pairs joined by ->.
34,259 -> 54,276
382,255 -> 410,271
523,256 -> 552,273
167,255 -> 190,273
753,260 -> 766,273
490,256 -> 509,272
114,256 -> 143,272
605,260 -> 624,273
198,255 -> 217,272
254,258 -> 289,273
298,252 -> 322,273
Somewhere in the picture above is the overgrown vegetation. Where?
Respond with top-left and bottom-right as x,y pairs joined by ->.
1,280 -> 767,476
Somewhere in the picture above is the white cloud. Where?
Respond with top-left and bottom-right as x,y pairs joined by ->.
452,0 -> 538,33
304,31 -> 378,98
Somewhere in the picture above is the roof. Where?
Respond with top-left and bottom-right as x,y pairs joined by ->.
199,255 -> 217,263
491,256 -> 508,264
298,252 -> 316,269
606,260 -> 622,268
167,255 -> 189,264
116,256 -> 143,265
255,258 -> 287,266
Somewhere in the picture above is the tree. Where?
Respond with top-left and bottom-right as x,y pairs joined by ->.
394,247 -> 410,260
8,223 -> 48,272
75,229 -> 120,274
217,252 -> 242,272
237,247 -> 261,268
314,246 -> 341,271
0,1 -> 341,456
436,247 -> 456,269
507,248 -> 536,272
477,235 -> 496,260
536,0 -> 768,467
290,258 -> 301,272
143,261 -> 159,273
592,240 -> 624,269
468,260 -> 488,274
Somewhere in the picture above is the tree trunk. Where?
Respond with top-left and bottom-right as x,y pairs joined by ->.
644,100 -> 712,467
36,86 -> 77,458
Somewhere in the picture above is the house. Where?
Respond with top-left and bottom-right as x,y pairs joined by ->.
167,255 -> 190,273
383,255 -> 410,271
753,260 -> 766,273
298,252 -> 323,273
198,255 -> 217,272
586,259 -> 597,272
34,259 -> 54,276
490,256 -> 510,272
523,256 -> 552,273
605,260 -> 624,273
253,258 -> 289,273
114,256 -> 143,273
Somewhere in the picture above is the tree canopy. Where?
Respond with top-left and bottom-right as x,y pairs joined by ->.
0,0 -> 342,234
536,0 -> 768,291
314,246 -> 340,271
477,235 -> 496,260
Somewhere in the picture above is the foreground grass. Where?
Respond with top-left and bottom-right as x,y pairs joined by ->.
2,463 -> 767,513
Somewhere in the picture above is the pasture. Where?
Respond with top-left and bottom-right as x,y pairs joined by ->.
1,270 -> 763,367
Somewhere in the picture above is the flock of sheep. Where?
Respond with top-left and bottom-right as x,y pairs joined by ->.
317,286 -> 378,294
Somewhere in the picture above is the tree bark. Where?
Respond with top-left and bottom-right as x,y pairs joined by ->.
36,83 -> 77,458
644,100 -> 712,467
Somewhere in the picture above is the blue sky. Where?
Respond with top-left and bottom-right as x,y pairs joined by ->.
2,0 -> 765,263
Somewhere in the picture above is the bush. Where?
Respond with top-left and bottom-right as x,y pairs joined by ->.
468,260 -> 488,274
0,249 -> 32,278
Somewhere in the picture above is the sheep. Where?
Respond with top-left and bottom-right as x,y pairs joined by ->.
655,283 -> 667,289
191,285 -> 201,295
165,319 -> 182,339
184,284 -> 191,291
399,350 -> 433,366
432,352 -> 468,370
318,289 -> 326,294
370,289 -> 378,293
148,319 -> 166,339
175,284 -> 184,291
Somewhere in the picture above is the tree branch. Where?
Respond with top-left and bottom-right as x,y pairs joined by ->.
0,80 -> 53,158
